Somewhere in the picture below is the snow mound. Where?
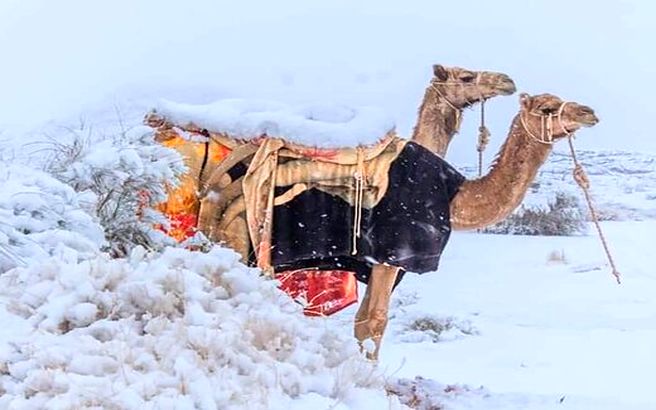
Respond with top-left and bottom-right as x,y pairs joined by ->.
0,246 -> 402,409
153,99 -> 395,148
0,165 -> 105,272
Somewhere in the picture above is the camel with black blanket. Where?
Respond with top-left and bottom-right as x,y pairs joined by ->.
146,68 -> 598,360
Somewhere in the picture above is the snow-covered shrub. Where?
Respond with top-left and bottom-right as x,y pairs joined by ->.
398,314 -> 477,344
387,377 -> 490,410
484,191 -> 587,236
0,165 -> 105,273
42,125 -> 186,256
0,246 -> 400,409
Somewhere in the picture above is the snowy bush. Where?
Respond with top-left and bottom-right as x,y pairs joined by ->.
0,165 -> 105,273
42,125 -> 186,256
484,191 -> 587,236
0,246 -> 400,409
398,314 -> 477,344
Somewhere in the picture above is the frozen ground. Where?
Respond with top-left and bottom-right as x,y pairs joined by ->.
372,220 -> 656,408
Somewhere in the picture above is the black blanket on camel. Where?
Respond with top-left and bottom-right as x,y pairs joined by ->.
268,142 -> 465,284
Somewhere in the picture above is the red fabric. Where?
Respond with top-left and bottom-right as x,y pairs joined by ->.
158,213 -> 198,242
275,269 -> 358,316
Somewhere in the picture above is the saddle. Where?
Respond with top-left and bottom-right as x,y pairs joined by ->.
145,111 -> 407,315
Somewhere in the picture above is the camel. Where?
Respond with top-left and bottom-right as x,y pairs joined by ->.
354,92 -> 599,359
145,75 -> 598,361
412,64 -> 516,158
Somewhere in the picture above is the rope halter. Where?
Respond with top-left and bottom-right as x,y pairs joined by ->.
429,72 -> 487,132
519,101 -> 572,145
429,72 -> 486,109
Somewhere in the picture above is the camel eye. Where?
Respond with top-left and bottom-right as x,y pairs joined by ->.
540,107 -> 557,115
460,74 -> 475,83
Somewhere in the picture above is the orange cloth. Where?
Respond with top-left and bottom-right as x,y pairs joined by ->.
156,135 -> 232,241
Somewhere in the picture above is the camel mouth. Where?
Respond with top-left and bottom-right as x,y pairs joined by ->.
579,115 -> 599,127
566,104 -> 599,129
495,77 -> 517,96
577,110 -> 599,127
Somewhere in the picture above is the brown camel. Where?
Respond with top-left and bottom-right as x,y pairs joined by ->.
355,92 -> 599,359
412,64 -> 516,158
144,82 -> 598,362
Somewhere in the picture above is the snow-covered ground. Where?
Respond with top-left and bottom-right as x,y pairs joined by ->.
375,221 -> 656,409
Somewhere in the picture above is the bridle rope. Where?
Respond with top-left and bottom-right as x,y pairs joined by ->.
567,136 -> 622,284
520,101 -> 621,284
519,101 -> 571,145
477,99 -> 490,176
430,74 -> 490,174
429,82 -> 463,131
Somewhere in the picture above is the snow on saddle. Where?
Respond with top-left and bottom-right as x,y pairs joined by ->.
145,99 -> 407,316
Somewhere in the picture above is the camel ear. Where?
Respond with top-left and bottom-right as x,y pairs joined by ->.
433,64 -> 448,81
519,93 -> 532,109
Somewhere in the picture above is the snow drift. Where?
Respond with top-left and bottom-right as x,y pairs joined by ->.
0,246 -> 401,409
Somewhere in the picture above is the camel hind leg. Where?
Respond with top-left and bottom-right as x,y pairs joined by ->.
354,264 -> 400,360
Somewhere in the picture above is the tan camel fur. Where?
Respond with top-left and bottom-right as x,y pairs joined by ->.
356,92 -> 599,360
412,64 -> 516,157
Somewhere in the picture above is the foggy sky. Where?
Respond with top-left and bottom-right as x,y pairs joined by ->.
1,0 -> 653,163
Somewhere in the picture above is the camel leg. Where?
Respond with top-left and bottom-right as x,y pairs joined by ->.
353,264 -> 400,360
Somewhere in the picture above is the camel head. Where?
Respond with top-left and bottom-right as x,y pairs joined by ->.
518,93 -> 599,143
431,64 -> 517,108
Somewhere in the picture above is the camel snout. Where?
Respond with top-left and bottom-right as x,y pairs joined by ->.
577,105 -> 599,126
496,74 -> 517,95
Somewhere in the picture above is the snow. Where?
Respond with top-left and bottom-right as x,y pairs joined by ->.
0,246 -> 401,409
372,221 -> 656,409
0,164 -> 105,272
153,99 -> 396,148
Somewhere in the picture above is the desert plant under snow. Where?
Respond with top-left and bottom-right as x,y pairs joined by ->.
484,191 -> 587,236
0,165 -> 105,273
42,125 -> 186,256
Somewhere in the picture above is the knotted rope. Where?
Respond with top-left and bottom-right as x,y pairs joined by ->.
567,136 -> 622,284
521,102 -> 621,284
477,100 -> 491,176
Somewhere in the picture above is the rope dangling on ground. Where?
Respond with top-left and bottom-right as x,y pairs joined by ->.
567,136 -> 622,284
477,100 -> 491,177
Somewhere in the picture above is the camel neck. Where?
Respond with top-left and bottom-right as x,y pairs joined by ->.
411,85 -> 461,158
486,116 -> 552,194
449,115 -> 553,230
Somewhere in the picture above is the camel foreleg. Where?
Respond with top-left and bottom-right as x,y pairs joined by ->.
354,264 -> 400,360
